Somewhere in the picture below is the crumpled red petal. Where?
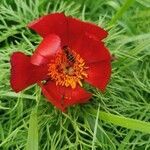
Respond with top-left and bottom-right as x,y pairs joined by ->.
85,61 -> 111,91
67,16 -> 108,45
10,52 -> 48,92
28,13 -> 108,45
71,34 -> 111,64
31,34 -> 61,66
28,13 -> 67,39
38,81 -> 91,111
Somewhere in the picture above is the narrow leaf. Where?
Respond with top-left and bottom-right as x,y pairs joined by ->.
92,104 -> 100,150
90,110 -> 150,134
26,107 -> 38,150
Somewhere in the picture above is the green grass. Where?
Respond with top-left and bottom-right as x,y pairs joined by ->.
0,0 -> 150,149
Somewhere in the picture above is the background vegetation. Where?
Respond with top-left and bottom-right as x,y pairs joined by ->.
0,0 -> 150,149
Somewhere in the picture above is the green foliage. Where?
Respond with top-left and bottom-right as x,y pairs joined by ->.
0,0 -> 150,149
26,107 -> 38,150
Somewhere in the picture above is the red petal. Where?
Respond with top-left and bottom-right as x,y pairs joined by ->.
71,34 -> 111,63
67,16 -> 108,45
39,81 -> 91,111
28,13 -> 107,45
10,52 -> 48,92
85,61 -> 111,91
31,34 -> 61,66
28,13 -> 67,40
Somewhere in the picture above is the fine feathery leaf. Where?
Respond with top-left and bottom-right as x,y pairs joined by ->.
109,0 -> 135,26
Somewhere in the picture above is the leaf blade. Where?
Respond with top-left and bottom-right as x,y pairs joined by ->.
26,107 -> 38,150
90,110 -> 150,134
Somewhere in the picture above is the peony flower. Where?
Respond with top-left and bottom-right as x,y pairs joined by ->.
10,13 -> 111,111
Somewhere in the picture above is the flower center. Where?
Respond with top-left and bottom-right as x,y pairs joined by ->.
48,46 -> 88,89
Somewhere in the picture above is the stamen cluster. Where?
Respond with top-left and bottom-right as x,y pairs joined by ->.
48,50 -> 88,89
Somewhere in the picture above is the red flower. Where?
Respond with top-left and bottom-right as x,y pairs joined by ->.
10,13 -> 111,111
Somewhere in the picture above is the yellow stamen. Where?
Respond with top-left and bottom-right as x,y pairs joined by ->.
48,49 -> 88,89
